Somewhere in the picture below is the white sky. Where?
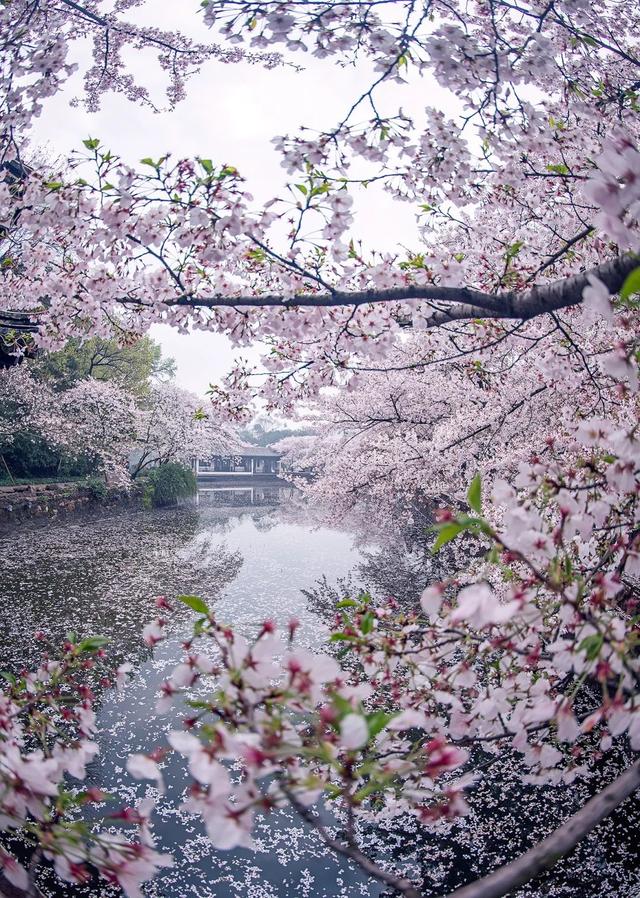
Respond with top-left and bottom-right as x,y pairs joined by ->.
29,5 -> 454,397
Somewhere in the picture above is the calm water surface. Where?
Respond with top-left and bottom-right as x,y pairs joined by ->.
0,487 -> 381,898
3,489 -> 638,898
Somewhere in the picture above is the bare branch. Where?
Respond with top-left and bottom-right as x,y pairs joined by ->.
282,786 -> 422,898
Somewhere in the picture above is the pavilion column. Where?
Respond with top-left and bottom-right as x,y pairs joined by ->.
251,457 -> 255,474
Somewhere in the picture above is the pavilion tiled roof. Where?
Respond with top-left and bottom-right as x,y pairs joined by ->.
228,445 -> 282,458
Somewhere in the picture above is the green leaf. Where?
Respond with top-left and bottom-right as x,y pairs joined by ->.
77,636 -> 109,653
336,598 -> 358,609
82,138 -> 100,150
140,157 -> 157,167
467,473 -> 482,514
353,779 -> 384,801
193,617 -> 208,636
331,693 -> 355,717
329,632 -> 357,642
366,710 -> 395,739
200,158 -> 214,174
324,782 -> 342,799
431,522 -> 466,553
545,163 -> 570,175
360,612 -> 374,635
178,594 -> 209,615
295,183 -> 308,195
0,671 -> 16,686
505,240 -> 524,261
580,33 -> 598,47
619,266 -> 640,301
44,181 -> 63,191
186,699 -> 211,710
578,633 -> 603,661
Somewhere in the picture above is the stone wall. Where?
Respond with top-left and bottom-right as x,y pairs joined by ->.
0,482 -> 137,531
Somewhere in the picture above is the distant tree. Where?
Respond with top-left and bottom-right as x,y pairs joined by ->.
33,335 -> 175,396
130,383 -> 234,479
0,366 -> 232,487
239,414 -> 315,447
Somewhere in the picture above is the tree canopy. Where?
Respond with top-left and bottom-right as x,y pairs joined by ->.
32,335 -> 176,395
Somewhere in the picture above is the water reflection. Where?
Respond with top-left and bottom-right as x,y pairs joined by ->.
197,483 -> 297,507
0,488 -> 380,898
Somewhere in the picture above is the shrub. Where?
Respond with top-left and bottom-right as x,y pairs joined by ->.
85,476 -> 109,501
2,433 -> 99,482
2,432 -> 60,479
142,462 -> 197,508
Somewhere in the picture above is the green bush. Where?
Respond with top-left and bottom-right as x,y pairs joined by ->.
1,433 -> 99,481
142,462 -> 197,508
2,432 -> 60,479
85,476 -> 109,501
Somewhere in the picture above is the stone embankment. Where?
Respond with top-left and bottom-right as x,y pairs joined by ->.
0,482 -> 135,531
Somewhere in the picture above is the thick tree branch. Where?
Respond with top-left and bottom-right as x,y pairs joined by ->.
169,253 -> 638,322
439,759 -> 640,898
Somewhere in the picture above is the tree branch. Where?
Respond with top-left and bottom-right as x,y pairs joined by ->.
168,253 -> 638,324
438,759 -> 640,898
284,759 -> 640,898
282,786 -> 422,898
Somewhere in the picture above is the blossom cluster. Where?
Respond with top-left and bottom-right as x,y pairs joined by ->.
0,636 -> 170,896
0,1 -> 638,417
119,421 -> 638,891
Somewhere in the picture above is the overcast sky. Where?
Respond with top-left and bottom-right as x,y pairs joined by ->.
30,6 -> 453,398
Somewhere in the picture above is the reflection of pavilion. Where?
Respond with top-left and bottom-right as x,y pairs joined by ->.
197,484 -> 294,506
195,445 -> 282,478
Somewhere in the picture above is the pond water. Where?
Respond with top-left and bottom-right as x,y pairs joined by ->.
0,486 -> 382,898
1,488 -> 639,898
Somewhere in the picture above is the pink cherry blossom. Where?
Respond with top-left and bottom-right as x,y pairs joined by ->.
339,713 -> 369,750
449,583 -> 520,629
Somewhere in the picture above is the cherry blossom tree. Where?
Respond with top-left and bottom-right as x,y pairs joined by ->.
0,2 -> 639,898
277,299 -> 637,528
0,0 -> 638,411
0,365 -> 231,486
0,364 -> 47,452
0,365 -> 137,484
130,382 -> 234,478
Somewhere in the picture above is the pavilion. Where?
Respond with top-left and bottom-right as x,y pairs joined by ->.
194,445 -> 282,478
